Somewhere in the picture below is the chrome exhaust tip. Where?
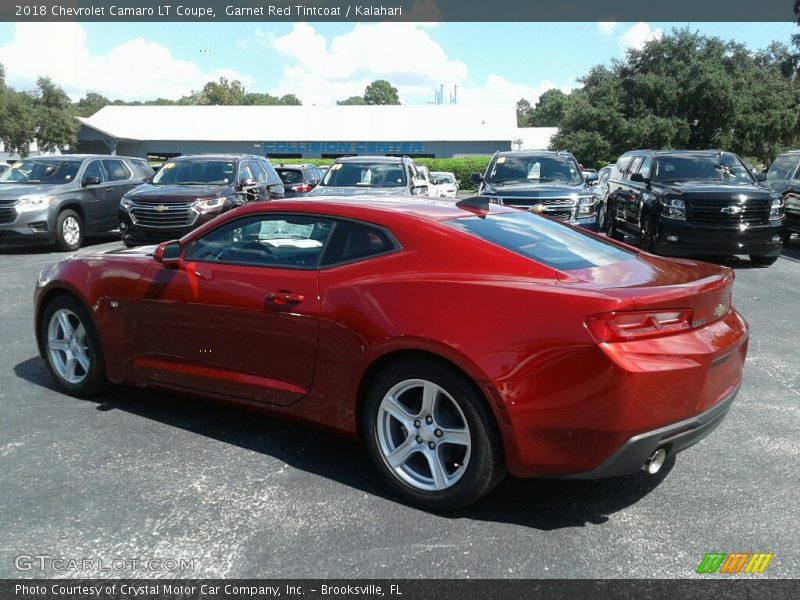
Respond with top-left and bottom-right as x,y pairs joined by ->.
644,448 -> 667,475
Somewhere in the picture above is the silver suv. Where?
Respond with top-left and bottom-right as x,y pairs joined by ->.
0,155 -> 153,251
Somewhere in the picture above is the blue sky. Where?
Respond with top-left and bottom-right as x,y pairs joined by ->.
0,22 -> 797,106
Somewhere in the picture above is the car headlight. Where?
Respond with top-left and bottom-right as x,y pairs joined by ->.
193,195 -> 229,214
120,197 -> 133,210
660,198 -> 686,220
573,194 -> 597,216
16,195 -> 55,212
770,197 -> 785,220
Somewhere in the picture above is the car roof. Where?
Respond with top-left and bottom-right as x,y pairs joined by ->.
624,149 -> 735,157
334,156 -> 405,163
234,196 -> 516,223
168,154 -> 264,161
17,155 -> 138,162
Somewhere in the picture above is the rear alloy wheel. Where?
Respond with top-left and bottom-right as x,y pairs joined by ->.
55,209 -> 83,252
749,255 -> 778,266
40,295 -> 107,396
363,359 -> 505,510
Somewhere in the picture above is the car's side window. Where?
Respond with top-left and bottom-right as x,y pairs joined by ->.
184,214 -> 334,269
102,159 -> 132,182
83,160 -> 106,183
626,157 -> 644,179
638,156 -> 653,177
261,159 -> 282,186
247,160 -> 268,183
321,220 -> 398,266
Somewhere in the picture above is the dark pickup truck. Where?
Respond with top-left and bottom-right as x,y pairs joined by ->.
761,150 -> 800,244
607,150 -> 784,265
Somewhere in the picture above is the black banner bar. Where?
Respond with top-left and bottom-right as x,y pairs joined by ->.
2,0 -> 798,23
3,580 -> 800,600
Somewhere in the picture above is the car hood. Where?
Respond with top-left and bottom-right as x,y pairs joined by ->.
482,182 -> 589,198
653,180 -> 773,198
126,183 -> 232,202
0,183 -> 66,200
308,186 -> 411,197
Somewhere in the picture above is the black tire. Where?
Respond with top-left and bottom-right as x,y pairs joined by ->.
749,255 -> 778,266
39,294 -> 107,397
362,358 -> 506,511
781,230 -> 792,245
641,217 -> 656,253
607,204 -> 624,241
54,209 -> 83,252
123,240 -> 140,248
596,201 -> 607,233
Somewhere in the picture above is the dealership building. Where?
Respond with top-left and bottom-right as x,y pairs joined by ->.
75,104 -> 555,160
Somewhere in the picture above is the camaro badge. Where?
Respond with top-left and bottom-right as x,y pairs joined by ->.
714,303 -> 728,318
154,205 -> 168,212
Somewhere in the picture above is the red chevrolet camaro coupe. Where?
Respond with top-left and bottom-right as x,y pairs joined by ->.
34,197 -> 748,509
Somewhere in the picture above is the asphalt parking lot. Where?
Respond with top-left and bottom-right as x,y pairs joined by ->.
0,232 -> 798,579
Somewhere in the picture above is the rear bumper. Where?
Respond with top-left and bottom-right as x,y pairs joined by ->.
564,383 -> 739,479
655,219 -> 783,257
492,309 -> 748,478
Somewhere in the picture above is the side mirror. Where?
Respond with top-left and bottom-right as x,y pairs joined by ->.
630,173 -> 650,185
585,172 -> 599,184
239,177 -> 257,188
757,172 -> 767,182
81,176 -> 101,187
154,240 -> 181,266
470,173 -> 483,184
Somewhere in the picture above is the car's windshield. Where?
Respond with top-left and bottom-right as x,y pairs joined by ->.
486,155 -> 583,185
432,173 -> 454,185
443,211 -> 634,271
152,160 -> 235,185
276,169 -> 305,184
322,162 -> 407,187
652,154 -> 754,183
0,160 -> 81,185
766,154 -> 799,181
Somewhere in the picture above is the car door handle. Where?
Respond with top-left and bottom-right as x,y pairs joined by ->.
266,291 -> 304,306
105,187 -> 114,193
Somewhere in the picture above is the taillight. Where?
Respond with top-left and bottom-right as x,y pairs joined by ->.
291,183 -> 312,193
585,309 -> 693,343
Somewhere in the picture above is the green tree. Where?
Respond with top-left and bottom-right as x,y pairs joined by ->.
516,98 -> 532,126
338,95 -> 367,105
527,89 -> 569,127
363,79 -> 400,105
33,77 -> 78,153
0,90 -> 36,157
73,91 -> 111,117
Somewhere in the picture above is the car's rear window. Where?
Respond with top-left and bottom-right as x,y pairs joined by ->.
443,211 -> 634,271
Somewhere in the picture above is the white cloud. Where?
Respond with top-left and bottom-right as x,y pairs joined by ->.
598,22 -> 618,36
266,23 -> 468,105
458,75 -> 568,106
618,22 -> 663,52
0,23 -> 252,101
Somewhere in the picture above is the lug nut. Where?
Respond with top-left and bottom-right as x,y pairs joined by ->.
434,429 -> 443,438
413,419 -> 421,428
415,435 -> 423,444
425,415 -> 433,424
428,442 -> 436,449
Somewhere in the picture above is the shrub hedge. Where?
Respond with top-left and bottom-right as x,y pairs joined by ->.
269,156 -> 492,190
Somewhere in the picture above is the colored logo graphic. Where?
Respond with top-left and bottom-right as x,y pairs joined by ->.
696,553 -> 773,574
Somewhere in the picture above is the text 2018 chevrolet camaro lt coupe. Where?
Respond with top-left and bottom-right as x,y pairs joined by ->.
34,198 -> 748,509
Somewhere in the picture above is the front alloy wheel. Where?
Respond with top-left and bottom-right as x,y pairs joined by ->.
363,359 -> 506,510
40,295 -> 107,396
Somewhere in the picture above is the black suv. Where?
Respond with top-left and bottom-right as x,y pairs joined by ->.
761,150 -> 800,244
275,164 -> 324,198
470,150 -> 600,230
308,156 -> 428,197
0,155 -> 152,251
119,154 -> 284,247
607,150 -> 784,265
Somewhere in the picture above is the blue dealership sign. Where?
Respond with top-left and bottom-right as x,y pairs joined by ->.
261,141 -> 426,154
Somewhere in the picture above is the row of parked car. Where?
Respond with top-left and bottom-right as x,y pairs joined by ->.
471,148 -> 795,266
0,147 -> 796,264
0,153 -> 461,251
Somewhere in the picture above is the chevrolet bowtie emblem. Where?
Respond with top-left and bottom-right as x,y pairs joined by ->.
531,204 -> 545,213
154,205 -> 168,212
720,206 -> 743,215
